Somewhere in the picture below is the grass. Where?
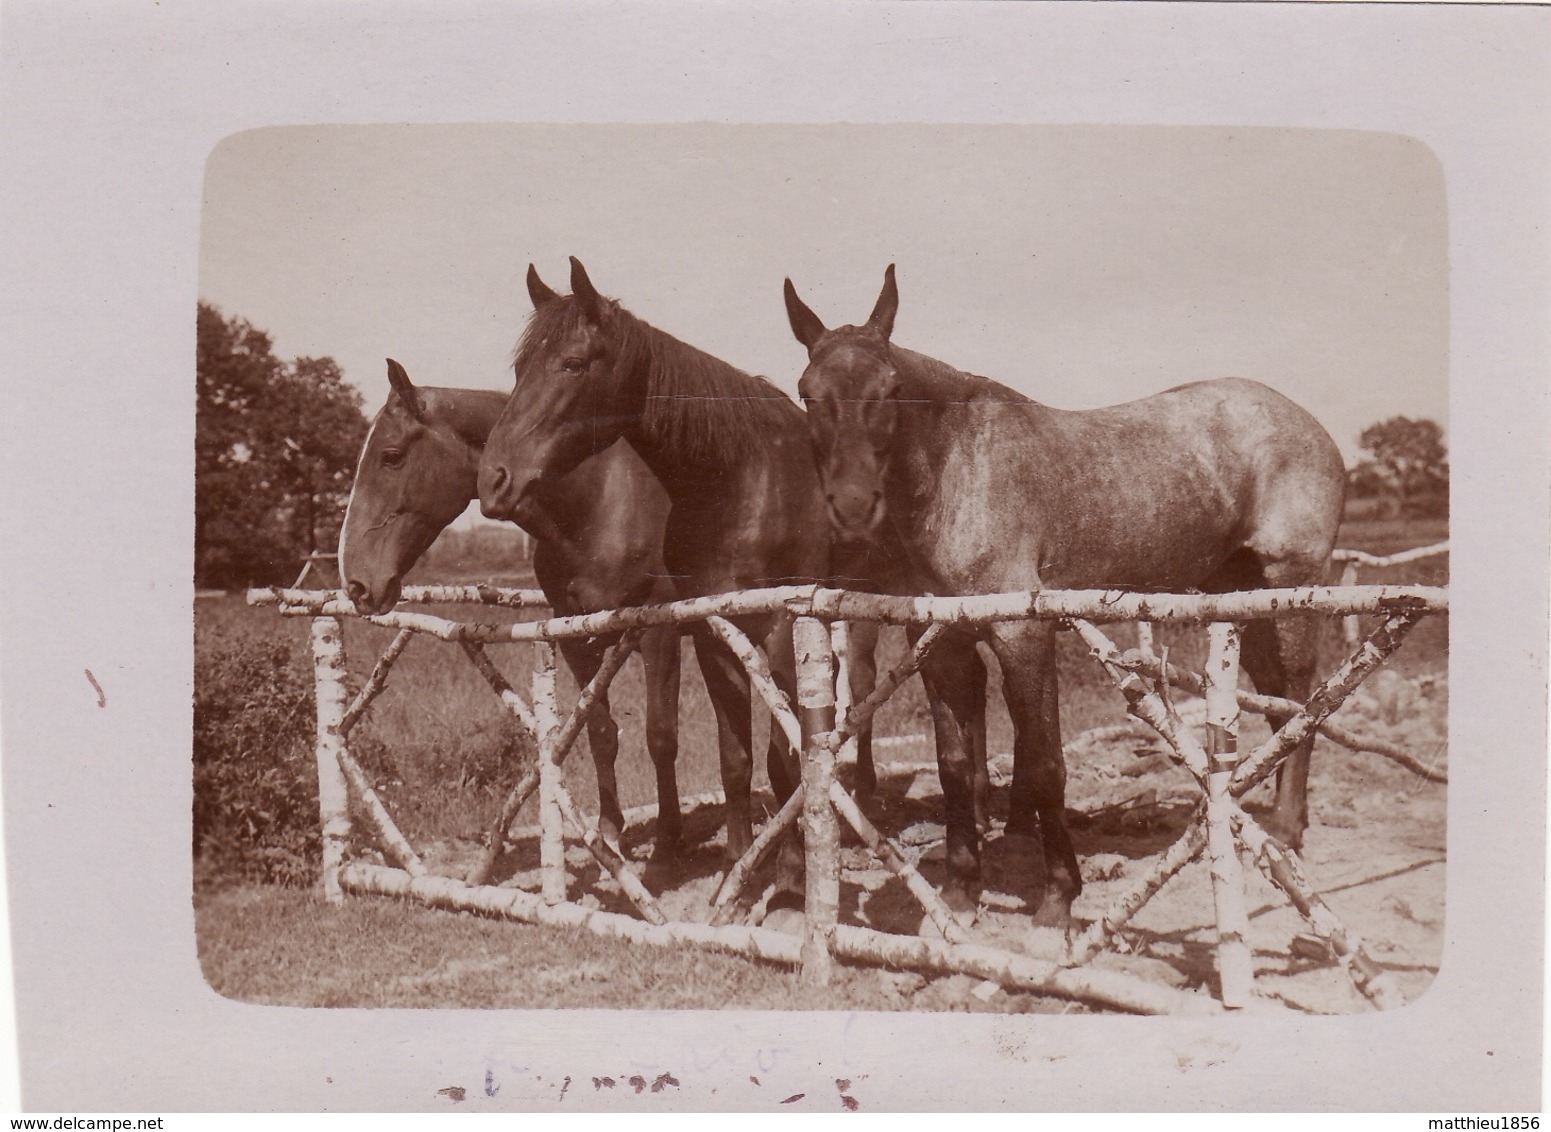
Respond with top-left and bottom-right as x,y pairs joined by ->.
194,883 -> 1078,1012
194,512 -> 1447,1009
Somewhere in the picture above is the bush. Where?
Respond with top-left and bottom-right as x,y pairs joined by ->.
193,637 -> 319,886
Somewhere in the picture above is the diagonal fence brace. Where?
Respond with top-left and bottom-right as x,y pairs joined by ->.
1069,809 -> 1207,966
335,744 -> 427,877
1232,802 -> 1405,1009
1230,610 -> 1424,798
340,628 -> 416,736
1109,651 -> 1447,784
705,615 -> 802,753
552,779 -> 667,925
820,623 -> 946,757
465,631 -> 640,887
460,640 -> 539,734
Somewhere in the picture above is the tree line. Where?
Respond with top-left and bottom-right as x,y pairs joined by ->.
195,302 -> 1446,587
1346,415 -> 1449,518
196,302 -> 367,588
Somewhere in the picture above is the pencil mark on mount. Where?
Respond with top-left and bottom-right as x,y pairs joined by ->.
84,668 -> 105,708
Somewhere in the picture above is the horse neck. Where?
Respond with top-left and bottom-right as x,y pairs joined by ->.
424,387 -> 509,454
623,320 -> 806,499
885,346 -> 1049,513
891,345 -> 1035,408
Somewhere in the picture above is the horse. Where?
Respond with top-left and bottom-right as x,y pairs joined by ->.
478,258 -> 893,874
337,359 -> 687,861
783,265 -> 1347,923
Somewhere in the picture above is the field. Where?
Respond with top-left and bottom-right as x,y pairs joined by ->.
194,516 -> 1448,1014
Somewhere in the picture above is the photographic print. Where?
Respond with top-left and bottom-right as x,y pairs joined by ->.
3,2 -> 1545,1114
196,124 -> 1450,1019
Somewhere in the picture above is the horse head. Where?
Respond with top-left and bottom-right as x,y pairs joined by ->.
338,359 -> 487,614
479,258 -> 644,525
784,264 -> 901,545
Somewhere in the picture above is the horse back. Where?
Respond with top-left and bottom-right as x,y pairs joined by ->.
907,376 -> 1344,593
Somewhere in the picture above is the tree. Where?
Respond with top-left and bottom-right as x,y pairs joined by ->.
1348,415 -> 1448,517
196,302 -> 368,587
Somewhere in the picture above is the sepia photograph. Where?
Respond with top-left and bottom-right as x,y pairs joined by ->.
2,1 -> 1546,1114
197,124 -> 1450,1019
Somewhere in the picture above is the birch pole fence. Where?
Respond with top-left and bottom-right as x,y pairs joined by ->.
1333,542 -> 1448,647
250,568 -> 1446,1013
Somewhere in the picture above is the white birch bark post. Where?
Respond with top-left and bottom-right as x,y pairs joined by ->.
1203,621 -> 1253,1008
309,615 -> 353,904
532,641 -> 566,905
793,615 -> 839,986
1135,621 -> 1156,660
1341,560 -> 1361,648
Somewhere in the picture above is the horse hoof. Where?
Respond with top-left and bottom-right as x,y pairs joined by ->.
1032,890 -> 1075,932
940,883 -> 981,919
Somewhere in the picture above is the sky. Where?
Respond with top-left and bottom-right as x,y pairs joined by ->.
200,124 -> 1448,526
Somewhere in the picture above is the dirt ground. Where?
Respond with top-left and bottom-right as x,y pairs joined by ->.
415,663 -> 1447,1015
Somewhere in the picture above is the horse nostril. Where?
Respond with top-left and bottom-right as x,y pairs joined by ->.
490,465 -> 510,495
346,580 -> 367,605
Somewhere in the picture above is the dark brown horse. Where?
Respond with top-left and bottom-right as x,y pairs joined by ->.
784,266 -> 1346,923
478,259 -> 865,869
338,360 -> 686,859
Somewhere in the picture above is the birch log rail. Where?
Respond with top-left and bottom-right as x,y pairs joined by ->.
1333,542 -> 1448,646
252,576 -> 1446,1013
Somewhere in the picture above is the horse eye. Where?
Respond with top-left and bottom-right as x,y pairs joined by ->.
382,448 -> 405,468
560,356 -> 587,374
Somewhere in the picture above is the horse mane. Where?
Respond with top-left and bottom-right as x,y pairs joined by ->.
515,294 -> 798,469
889,343 -> 1032,405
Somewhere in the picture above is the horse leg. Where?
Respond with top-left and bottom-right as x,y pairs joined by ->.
844,619 -> 881,803
758,613 -> 803,800
967,637 -> 990,835
1240,612 -> 1319,850
918,630 -> 989,915
759,612 -> 809,900
556,635 -> 624,851
1212,548 -> 1322,851
640,626 -> 683,862
690,624 -> 756,862
991,620 -> 1078,927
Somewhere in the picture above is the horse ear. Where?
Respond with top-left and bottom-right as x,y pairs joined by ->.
569,256 -> 605,320
386,358 -> 426,422
527,263 -> 560,309
866,263 -> 898,341
784,278 -> 827,352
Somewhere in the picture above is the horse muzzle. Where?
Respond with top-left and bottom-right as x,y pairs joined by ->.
825,488 -> 885,543
345,577 -> 401,616
478,461 -> 527,522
